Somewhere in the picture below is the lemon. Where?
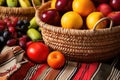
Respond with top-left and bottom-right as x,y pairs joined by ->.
61,11 -> 83,29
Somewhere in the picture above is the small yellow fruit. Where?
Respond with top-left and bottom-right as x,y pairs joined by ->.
86,12 -> 107,29
61,11 -> 83,29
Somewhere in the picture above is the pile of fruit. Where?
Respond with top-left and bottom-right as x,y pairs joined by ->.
0,16 -> 43,50
0,0 -> 41,8
40,0 -> 120,30
0,16 -> 66,69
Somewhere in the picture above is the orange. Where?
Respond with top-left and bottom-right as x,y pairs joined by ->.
51,0 -> 56,9
86,12 -> 107,29
47,51 -> 65,69
61,11 -> 83,29
72,0 -> 96,17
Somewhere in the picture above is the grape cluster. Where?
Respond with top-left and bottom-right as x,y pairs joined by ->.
0,16 -> 30,51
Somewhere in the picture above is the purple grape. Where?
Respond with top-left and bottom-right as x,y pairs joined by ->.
7,39 -> 17,46
19,40 -> 26,49
3,30 -> 11,39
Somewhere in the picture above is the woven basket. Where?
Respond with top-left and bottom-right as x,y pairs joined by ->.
35,1 -> 120,62
0,6 -> 35,21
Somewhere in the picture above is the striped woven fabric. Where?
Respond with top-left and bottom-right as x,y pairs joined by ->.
9,56 -> 120,80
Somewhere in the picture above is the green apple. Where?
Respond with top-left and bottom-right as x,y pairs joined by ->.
27,28 -> 42,41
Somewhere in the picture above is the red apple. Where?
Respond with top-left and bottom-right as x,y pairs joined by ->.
40,9 -> 61,26
107,11 -> 120,26
110,0 -> 120,11
97,3 -> 112,16
27,42 -> 49,63
55,0 -> 73,12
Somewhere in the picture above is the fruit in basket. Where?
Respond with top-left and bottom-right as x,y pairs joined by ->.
27,28 -> 42,41
51,0 -> 56,9
61,11 -> 83,29
0,0 -> 5,6
72,0 -> 95,17
110,0 -> 120,11
107,11 -> 120,26
27,42 -> 49,63
86,12 -> 107,29
6,0 -> 18,7
19,0 -> 31,8
40,9 -> 61,26
55,0 -> 73,12
47,51 -> 65,69
97,3 -> 112,16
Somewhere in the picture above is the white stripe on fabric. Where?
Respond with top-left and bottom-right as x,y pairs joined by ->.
116,71 -> 120,80
90,63 -> 102,80
107,58 -> 119,80
55,61 -> 77,80
0,57 -> 15,67
39,66 -> 52,80
67,66 -> 78,80
55,61 -> 68,80
0,57 -> 16,73
24,64 -> 40,80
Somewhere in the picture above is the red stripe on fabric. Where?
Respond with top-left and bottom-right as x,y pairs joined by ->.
73,63 -> 99,80
30,64 -> 48,80
9,61 -> 35,80
82,63 -> 99,80
73,63 -> 87,80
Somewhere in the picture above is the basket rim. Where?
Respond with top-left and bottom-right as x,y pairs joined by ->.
0,5 -> 36,16
0,6 -> 35,9
35,1 -> 120,36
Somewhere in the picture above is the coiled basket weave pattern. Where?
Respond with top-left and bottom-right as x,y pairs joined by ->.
35,1 -> 120,62
0,6 -> 35,20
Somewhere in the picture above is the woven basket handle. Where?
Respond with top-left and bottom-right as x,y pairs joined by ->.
32,0 -> 45,10
93,17 -> 113,31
